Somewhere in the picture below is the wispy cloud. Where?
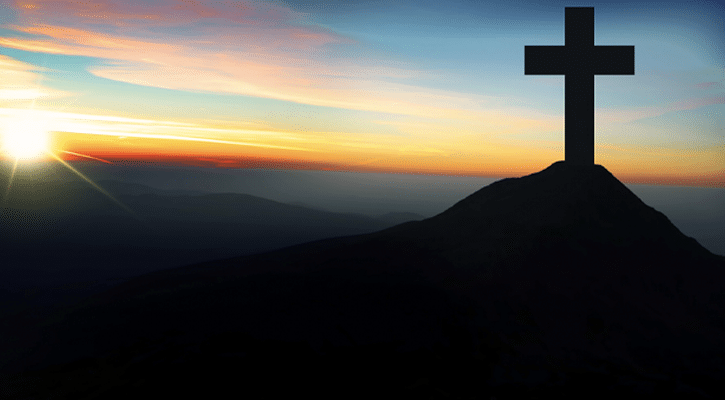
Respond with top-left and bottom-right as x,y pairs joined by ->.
694,81 -> 724,90
0,107 -> 317,154
597,95 -> 725,124
1,1 -> 522,121
0,54 -> 69,101
0,24 -> 478,118
14,0 -> 305,27
1,107 -> 474,158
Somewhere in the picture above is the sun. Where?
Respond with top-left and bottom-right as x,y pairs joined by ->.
1,115 -> 51,160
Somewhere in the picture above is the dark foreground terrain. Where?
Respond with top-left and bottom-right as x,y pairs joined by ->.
2,161 -> 724,399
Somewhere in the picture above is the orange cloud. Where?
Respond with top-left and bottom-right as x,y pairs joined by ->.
0,22 -> 532,123
14,0 -> 303,27
0,105 -> 563,179
12,0 -> 348,52
3,1 -> 543,123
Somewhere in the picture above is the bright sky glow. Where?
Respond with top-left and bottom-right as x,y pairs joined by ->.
0,0 -> 722,186
1,111 -> 50,160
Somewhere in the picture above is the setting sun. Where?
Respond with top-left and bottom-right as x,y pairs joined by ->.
1,115 -> 51,160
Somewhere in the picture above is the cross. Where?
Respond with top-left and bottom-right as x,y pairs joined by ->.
525,7 -> 634,165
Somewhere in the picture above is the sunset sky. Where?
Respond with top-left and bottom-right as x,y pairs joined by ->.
0,0 -> 722,186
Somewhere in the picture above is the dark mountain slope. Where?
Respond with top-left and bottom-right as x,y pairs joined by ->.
0,179 -> 397,357
3,162 -> 724,399
1,179 -> 392,289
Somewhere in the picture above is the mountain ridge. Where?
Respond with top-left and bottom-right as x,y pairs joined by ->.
2,162 -> 724,399
0,179 -> 418,352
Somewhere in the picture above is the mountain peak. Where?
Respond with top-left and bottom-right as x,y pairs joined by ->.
381,161 -> 713,271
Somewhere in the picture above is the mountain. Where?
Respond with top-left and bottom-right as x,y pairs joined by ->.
2,162 -> 724,399
0,179 -> 397,335
94,180 -> 209,196
376,211 -> 425,225
1,178 -> 393,276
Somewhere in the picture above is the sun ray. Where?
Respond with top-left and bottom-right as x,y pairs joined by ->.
3,157 -> 19,202
61,150 -> 113,164
47,151 -> 139,218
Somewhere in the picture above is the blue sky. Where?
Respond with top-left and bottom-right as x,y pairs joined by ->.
0,0 -> 722,185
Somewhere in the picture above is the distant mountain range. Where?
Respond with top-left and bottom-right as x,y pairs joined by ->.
2,161 -> 723,399
0,178 -> 422,324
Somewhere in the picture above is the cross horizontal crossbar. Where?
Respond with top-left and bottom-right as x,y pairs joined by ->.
525,45 -> 634,75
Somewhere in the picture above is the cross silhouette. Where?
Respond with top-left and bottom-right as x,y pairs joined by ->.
525,7 -> 634,165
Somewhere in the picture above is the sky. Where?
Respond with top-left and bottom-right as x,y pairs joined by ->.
0,0 -> 723,186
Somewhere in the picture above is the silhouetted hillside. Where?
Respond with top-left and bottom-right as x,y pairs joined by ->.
1,178 -> 392,276
376,211 -> 425,225
2,162 -> 724,399
0,178 -> 396,332
95,180 -> 209,196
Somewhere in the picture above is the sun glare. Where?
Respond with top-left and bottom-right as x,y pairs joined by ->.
1,116 -> 51,160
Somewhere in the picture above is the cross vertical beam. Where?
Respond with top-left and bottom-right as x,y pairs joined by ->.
565,8 -> 595,165
525,7 -> 634,165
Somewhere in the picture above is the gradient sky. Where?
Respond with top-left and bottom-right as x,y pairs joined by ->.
0,0 -> 722,186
